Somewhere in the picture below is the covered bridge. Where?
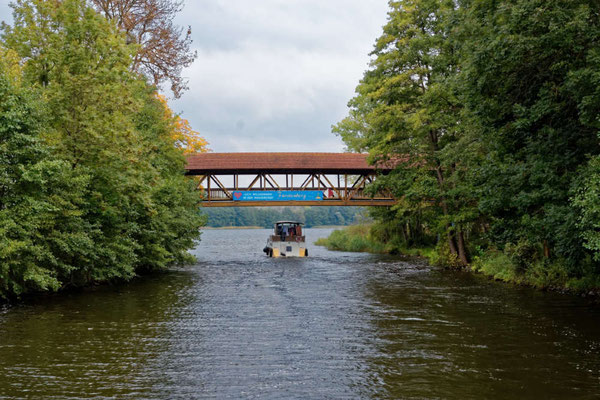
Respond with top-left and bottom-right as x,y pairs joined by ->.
185,152 -> 395,207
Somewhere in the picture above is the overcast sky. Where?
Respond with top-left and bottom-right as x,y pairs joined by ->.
0,0 -> 390,153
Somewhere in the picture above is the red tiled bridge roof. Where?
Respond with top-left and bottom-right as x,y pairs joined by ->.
185,152 -> 393,175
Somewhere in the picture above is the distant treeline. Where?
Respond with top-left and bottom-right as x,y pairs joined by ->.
202,207 -> 368,228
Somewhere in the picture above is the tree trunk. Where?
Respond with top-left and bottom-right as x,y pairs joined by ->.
457,230 -> 469,266
543,240 -> 550,258
446,228 -> 458,256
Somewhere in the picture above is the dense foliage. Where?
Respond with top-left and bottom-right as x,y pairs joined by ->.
0,0 -> 205,299
203,206 -> 367,228
333,0 -> 600,289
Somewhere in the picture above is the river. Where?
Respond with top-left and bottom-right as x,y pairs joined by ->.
1,228 -> 599,399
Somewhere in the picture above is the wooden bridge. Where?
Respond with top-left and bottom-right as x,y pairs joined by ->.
185,152 -> 396,207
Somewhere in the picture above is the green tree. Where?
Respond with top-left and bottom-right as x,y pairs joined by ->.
459,0 -> 600,270
0,50 -> 90,297
4,0 -> 150,282
129,88 -> 204,271
334,0 -> 476,265
573,157 -> 600,264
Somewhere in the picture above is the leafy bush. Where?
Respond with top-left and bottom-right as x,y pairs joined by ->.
471,251 -> 520,283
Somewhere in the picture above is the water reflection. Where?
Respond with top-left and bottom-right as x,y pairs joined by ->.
0,271 -> 197,399
362,260 -> 600,399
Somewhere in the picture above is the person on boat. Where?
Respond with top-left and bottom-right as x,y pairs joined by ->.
282,225 -> 289,240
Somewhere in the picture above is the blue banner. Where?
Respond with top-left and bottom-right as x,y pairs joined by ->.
232,190 -> 324,201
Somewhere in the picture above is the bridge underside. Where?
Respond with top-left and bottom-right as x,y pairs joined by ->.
185,153 -> 396,207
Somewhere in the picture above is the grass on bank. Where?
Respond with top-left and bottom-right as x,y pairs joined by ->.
314,225 -> 435,259
471,251 -> 600,293
316,225 -> 600,294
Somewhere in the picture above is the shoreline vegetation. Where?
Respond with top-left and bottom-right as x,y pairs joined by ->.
314,225 -> 435,258
316,225 -> 600,296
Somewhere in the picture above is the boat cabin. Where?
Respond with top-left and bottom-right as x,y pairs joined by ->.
272,221 -> 304,242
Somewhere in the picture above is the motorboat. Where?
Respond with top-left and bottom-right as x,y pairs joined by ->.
263,221 -> 307,257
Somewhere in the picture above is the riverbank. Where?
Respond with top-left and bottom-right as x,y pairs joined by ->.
315,225 -> 600,296
0,269 -> 182,307
314,225 -> 435,258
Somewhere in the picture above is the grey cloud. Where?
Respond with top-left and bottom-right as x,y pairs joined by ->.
173,0 -> 389,152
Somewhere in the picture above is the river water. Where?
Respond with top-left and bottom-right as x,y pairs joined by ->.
1,228 -> 599,399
